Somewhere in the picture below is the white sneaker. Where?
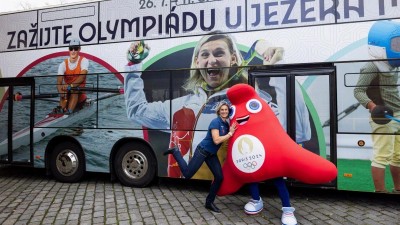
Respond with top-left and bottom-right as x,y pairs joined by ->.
281,207 -> 297,225
244,197 -> 263,215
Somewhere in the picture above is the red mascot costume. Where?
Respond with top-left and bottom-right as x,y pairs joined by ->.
217,84 -> 337,196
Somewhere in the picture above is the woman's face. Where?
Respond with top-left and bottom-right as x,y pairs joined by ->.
196,39 -> 237,88
219,105 -> 230,119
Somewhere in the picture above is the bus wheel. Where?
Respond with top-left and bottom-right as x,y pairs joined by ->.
114,142 -> 156,187
50,142 -> 85,183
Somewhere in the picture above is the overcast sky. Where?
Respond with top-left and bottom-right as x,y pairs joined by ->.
0,0 -> 89,13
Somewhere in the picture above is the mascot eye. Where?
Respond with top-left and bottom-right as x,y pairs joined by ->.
229,106 -> 236,119
246,99 -> 262,113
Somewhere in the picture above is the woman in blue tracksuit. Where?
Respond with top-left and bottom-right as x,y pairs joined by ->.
164,102 -> 237,213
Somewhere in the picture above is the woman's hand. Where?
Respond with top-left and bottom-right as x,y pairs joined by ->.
254,39 -> 284,65
228,121 -> 238,136
127,41 -> 150,64
262,46 -> 284,65
211,121 -> 238,145
129,41 -> 150,55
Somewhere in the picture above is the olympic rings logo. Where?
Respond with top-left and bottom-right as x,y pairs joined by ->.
243,161 -> 257,169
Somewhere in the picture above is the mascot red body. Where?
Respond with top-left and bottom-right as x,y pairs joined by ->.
217,84 -> 337,196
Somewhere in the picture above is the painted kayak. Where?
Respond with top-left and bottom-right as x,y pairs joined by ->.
0,94 -> 116,155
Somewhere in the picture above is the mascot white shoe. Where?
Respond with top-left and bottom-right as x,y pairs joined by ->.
281,207 -> 297,225
244,197 -> 263,214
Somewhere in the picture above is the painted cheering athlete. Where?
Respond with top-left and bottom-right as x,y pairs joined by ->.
123,33 -> 303,222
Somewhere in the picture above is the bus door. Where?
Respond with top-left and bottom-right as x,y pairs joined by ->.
0,77 -> 35,165
249,64 -> 337,188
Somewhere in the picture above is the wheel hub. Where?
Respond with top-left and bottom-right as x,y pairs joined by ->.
122,150 -> 148,179
56,150 -> 79,176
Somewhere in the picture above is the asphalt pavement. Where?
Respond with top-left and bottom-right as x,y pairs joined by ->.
0,165 -> 399,225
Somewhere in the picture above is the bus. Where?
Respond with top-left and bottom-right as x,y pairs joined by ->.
0,0 -> 399,194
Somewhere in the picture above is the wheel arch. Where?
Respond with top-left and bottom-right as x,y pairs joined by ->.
44,135 -> 86,176
109,137 -> 157,182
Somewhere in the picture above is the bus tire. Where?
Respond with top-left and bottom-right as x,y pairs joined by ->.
50,142 -> 85,183
114,142 -> 156,187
